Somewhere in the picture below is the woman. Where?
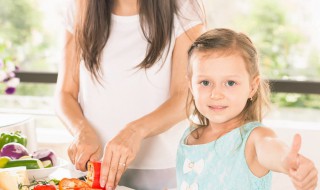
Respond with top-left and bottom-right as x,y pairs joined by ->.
55,0 -> 205,189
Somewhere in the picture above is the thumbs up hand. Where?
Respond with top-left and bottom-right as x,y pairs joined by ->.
282,134 -> 318,190
284,134 -> 301,171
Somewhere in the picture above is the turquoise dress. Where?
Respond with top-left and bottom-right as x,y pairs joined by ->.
176,122 -> 272,190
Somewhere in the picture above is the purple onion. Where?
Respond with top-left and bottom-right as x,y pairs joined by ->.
0,142 -> 29,159
32,149 -> 58,166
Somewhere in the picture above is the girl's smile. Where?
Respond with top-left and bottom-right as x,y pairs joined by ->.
208,105 -> 228,112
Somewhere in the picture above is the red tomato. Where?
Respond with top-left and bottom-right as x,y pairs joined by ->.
61,187 -> 102,190
34,184 -> 57,190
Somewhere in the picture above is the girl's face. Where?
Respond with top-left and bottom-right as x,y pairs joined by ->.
189,51 -> 258,127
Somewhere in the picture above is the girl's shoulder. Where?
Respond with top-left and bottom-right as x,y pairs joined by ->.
240,121 -> 276,140
241,122 -> 278,153
248,125 -> 277,142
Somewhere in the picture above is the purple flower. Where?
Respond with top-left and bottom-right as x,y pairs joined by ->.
3,77 -> 10,82
5,87 -> 16,95
1,59 -> 19,94
8,72 -> 15,78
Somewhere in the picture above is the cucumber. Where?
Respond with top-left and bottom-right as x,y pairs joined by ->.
42,160 -> 53,168
4,158 -> 43,169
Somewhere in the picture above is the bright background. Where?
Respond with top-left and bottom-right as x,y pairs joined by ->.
0,0 -> 319,189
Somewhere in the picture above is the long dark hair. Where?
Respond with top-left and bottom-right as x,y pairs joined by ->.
74,0 -> 178,80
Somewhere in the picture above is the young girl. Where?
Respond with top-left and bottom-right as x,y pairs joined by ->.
176,28 -> 318,190
56,0 -> 204,189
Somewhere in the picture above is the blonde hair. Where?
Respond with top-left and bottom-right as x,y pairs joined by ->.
186,28 -> 270,129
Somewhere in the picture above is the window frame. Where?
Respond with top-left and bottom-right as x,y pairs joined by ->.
15,71 -> 320,94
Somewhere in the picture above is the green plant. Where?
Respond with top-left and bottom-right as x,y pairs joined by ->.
235,0 -> 320,109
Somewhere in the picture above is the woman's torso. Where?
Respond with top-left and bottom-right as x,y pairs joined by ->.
78,13 -> 181,189
78,12 -> 181,169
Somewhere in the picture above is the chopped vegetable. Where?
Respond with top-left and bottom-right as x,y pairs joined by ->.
0,131 -> 27,150
42,160 -> 53,168
19,178 -> 60,190
86,161 -> 104,189
0,142 -> 29,159
5,158 -> 43,169
34,184 -> 56,190
59,178 -> 90,190
0,156 -> 11,168
32,149 -> 58,167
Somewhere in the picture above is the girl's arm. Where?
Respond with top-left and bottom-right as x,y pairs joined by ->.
54,31 -> 102,171
252,127 -> 318,189
99,24 -> 205,189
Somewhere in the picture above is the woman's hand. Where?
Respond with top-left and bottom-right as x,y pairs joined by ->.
283,134 -> 318,190
68,127 -> 102,171
99,125 -> 144,189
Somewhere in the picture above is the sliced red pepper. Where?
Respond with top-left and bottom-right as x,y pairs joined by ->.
59,178 -> 90,190
86,161 -> 105,189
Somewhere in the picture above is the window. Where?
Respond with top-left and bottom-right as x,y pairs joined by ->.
0,0 -> 66,111
204,0 -> 320,81
0,0 -> 65,72
1,0 -> 320,113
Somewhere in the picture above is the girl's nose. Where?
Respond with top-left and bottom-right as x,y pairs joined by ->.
210,87 -> 224,99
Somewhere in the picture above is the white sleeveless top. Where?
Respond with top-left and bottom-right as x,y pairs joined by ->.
64,0 -> 203,170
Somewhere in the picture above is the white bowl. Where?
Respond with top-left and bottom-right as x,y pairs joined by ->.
27,158 -> 68,180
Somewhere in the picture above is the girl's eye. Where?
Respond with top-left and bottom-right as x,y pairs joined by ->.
226,80 -> 236,87
200,80 -> 210,86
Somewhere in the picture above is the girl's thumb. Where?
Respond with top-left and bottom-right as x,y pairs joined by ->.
287,134 -> 301,170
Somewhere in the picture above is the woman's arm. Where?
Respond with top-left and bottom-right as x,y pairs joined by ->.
99,24 -> 205,189
55,31 -> 102,171
252,127 -> 318,189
